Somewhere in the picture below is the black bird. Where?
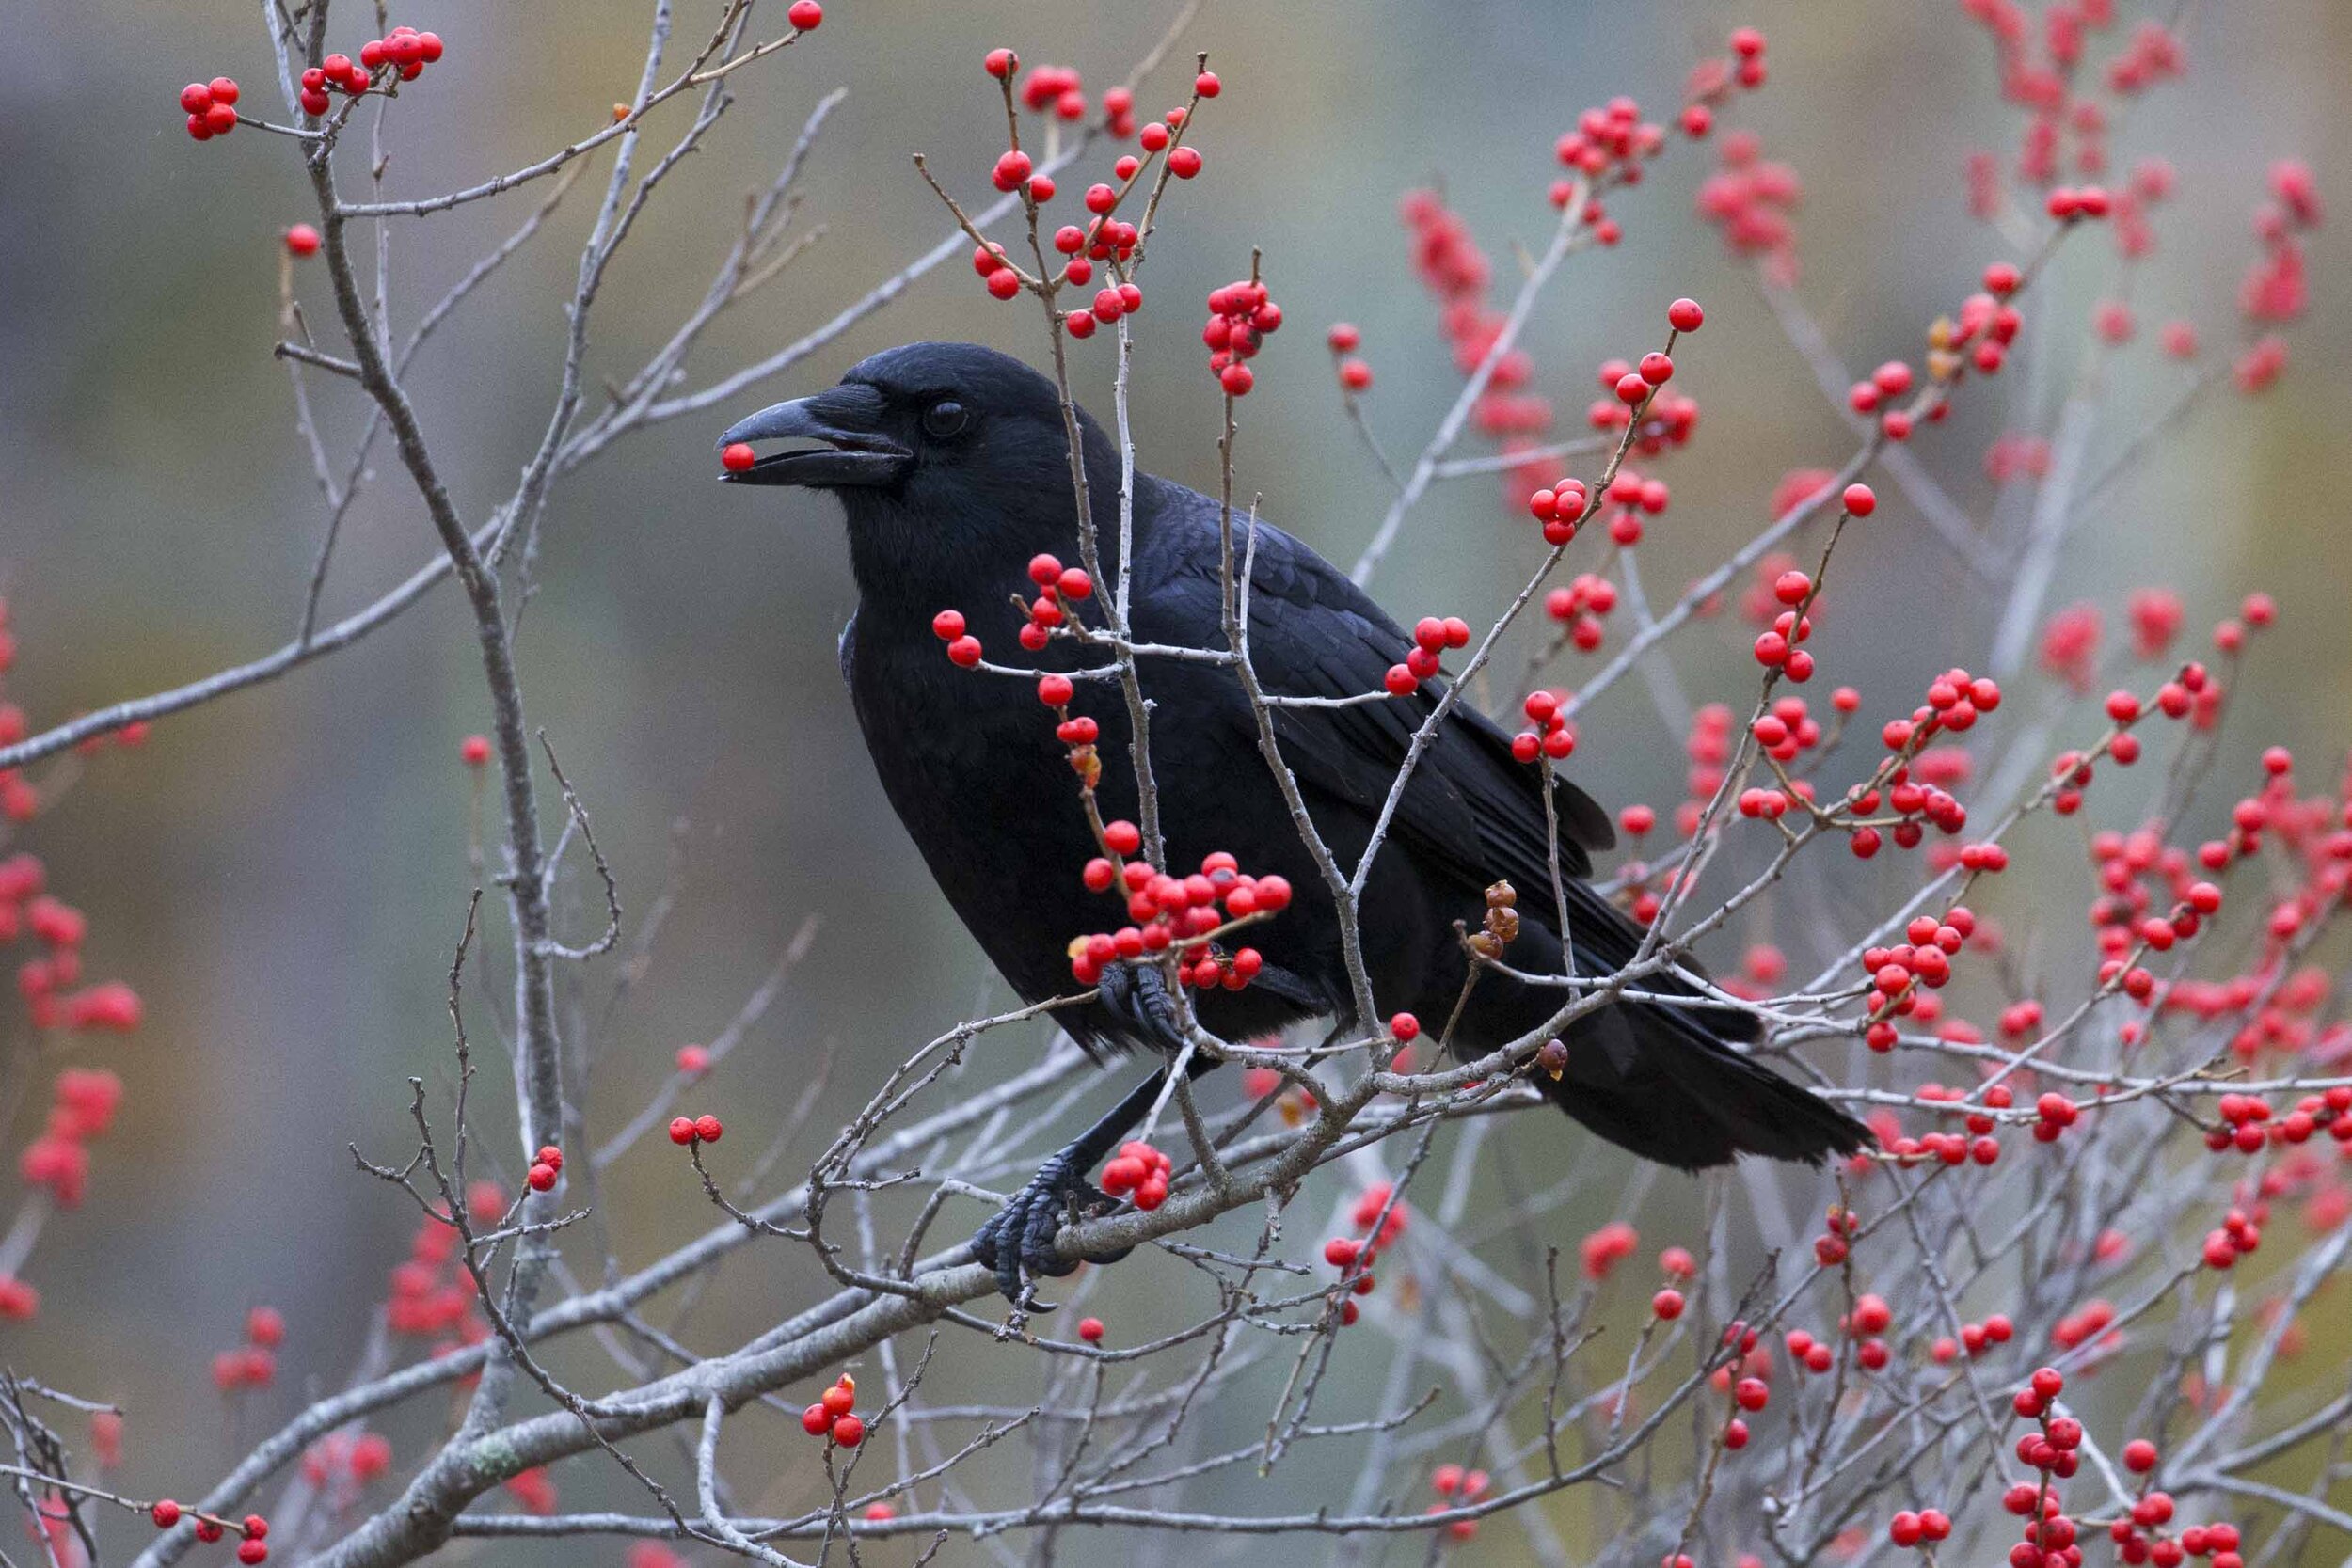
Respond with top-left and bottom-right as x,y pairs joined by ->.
721,341 -> 1866,1301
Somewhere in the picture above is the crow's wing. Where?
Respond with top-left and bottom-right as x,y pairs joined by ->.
1133,483 -> 1614,899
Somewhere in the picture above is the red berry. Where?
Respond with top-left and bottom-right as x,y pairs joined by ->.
984,48 -> 1015,78
460,735 -> 492,767
284,224 -> 322,257
831,1413 -> 865,1446
1077,1316 -> 1104,1342
787,0 -> 823,28
209,77 -> 241,106
1842,483 -> 1877,516
1168,146 -> 1202,179
1667,297 -> 1704,332
151,1501 -> 182,1528
180,83 -> 214,114
526,1162 -> 556,1192
802,1402 -> 831,1434
693,1114 -> 723,1143
669,1116 -> 697,1145
1193,71 -> 1221,97
722,442 -> 757,473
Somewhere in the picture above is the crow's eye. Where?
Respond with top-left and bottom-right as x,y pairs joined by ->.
922,400 -> 968,438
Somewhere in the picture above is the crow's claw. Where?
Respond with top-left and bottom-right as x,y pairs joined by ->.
969,1153 -> 1135,1308
1098,960 -> 1190,1054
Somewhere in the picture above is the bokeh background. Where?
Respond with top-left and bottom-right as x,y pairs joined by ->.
2,0 -> 2348,1560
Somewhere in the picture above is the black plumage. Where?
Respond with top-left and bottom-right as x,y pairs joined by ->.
721,341 -> 1866,1299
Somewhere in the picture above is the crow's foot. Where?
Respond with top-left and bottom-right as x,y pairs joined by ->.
1097,960 -> 1190,1054
969,1152 -> 1136,1307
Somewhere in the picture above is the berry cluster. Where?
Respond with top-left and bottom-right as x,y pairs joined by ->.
1324,322 -> 1373,392
667,1113 -> 726,1145
11,866 -> 140,1031
525,1143 -> 563,1192
1732,693 -> 1835,823
386,1209 -> 487,1341
1926,1309 -> 2017,1364
1509,689 -> 1578,764
1811,1204 -> 1862,1266
1523,475 -> 1592,548
1101,1138 -> 1171,1210
2206,1085 -> 2352,1155
928,552 -> 1095,669
18,1067 -> 123,1212
297,1428 -> 394,1495
1383,614 -> 1470,699
1319,1183 -> 1409,1325
1542,572 -> 1618,653
1899,1078 -> 2012,1165
798,1373 -> 866,1448
212,1305 -> 286,1393
179,77 -> 242,141
958,49 -> 1209,338
1998,1365 -> 2239,1568
1704,1320 -> 1773,1452
294,27 -> 445,117
1067,835 -> 1290,990
1885,1505 -> 1955,1550
1424,1464 -> 1491,1541
1648,1244 -> 1698,1319
1201,277 -> 1280,397
2200,1206 -> 2261,1272
1579,1219 -> 1638,1280
1857,908 -> 1980,1052
1001,58 -> 1089,121
1696,129 -> 1802,280
148,1498 -> 272,1562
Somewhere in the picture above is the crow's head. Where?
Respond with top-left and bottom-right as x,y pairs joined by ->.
719,342 -> 1117,599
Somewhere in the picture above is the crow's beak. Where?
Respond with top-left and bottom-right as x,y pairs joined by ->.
717,384 -> 913,487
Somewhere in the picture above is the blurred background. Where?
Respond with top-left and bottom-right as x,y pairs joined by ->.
1,0 -> 2347,1560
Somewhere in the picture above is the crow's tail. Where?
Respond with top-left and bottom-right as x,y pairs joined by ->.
1540,995 -> 1869,1169
1454,882 -> 1870,1168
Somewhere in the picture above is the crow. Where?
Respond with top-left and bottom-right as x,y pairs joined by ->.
721,341 -> 1866,1303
